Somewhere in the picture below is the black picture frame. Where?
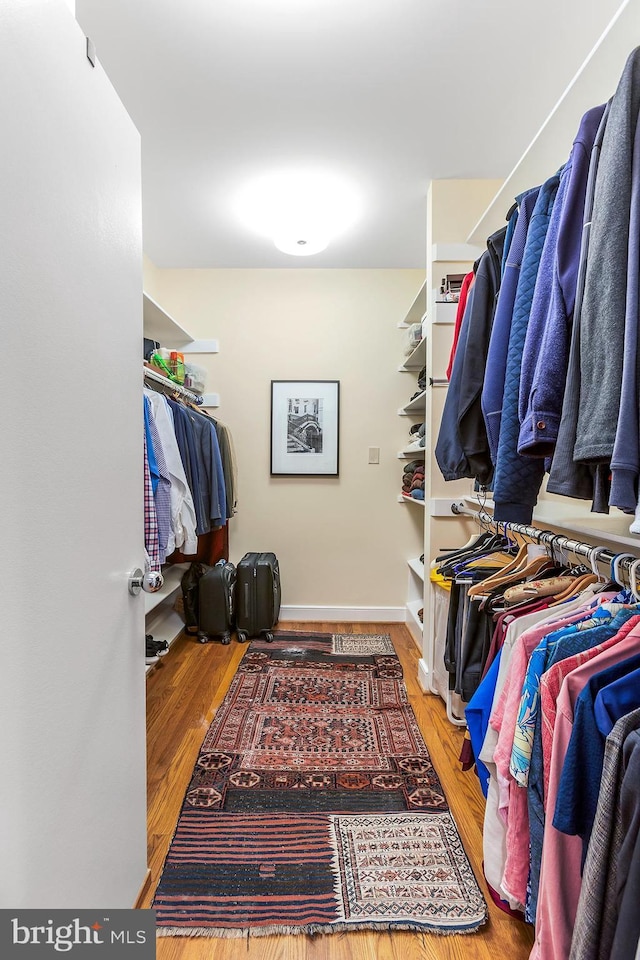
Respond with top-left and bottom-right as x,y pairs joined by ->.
270,380 -> 340,476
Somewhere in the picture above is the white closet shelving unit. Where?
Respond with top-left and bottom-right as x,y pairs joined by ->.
397,283 -> 428,648
143,292 -> 214,672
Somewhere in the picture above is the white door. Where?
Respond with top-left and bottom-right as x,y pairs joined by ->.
0,0 -> 147,907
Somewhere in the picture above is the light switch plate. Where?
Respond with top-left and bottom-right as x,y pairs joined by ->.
368,447 -> 380,464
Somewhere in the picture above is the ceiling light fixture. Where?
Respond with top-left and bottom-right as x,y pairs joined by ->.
273,234 -> 329,256
235,169 -> 361,257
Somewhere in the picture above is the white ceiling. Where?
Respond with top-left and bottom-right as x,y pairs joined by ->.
75,0 -> 626,268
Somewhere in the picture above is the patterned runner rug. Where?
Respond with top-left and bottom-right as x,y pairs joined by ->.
154,632 -> 487,937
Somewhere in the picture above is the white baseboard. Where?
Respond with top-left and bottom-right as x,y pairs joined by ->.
418,658 -> 430,692
279,605 -> 405,623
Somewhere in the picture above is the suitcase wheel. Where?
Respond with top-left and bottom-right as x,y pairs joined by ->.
222,632 -> 231,645
264,631 -> 274,643
237,631 -> 249,643
197,633 -> 208,644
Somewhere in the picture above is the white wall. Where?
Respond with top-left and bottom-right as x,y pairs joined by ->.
147,266 -> 425,618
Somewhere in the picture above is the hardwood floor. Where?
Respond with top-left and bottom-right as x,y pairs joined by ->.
144,622 -> 535,960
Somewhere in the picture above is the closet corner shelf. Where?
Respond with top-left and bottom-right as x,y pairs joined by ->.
398,494 -> 425,507
398,391 -> 426,415
461,495 -> 640,550
398,338 -> 426,371
407,557 -> 425,581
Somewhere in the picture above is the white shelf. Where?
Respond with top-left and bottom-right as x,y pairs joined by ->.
397,279 -> 426,329
144,608 -> 186,674
406,598 -> 424,640
398,494 -> 425,507
143,291 -> 194,346
399,337 -> 426,370
144,562 -> 190,615
462,495 -> 640,550
432,300 -> 458,325
407,557 -> 425,582
398,390 -> 426,415
467,1 -> 635,243
144,562 -> 191,674
398,447 -> 425,459
431,243 -> 484,263
179,340 -> 219,354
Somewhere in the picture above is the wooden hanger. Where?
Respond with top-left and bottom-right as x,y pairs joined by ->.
467,529 -> 552,597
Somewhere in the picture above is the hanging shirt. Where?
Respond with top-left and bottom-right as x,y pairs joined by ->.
553,648 -> 640,862
533,627 -> 640,960
465,650 -> 502,797
479,593 -> 608,911
526,609 -> 640,926
570,709 -> 640,960
143,431 -> 160,574
608,730 -> 640,960
144,395 -> 172,564
145,390 -> 197,556
510,604 -> 633,787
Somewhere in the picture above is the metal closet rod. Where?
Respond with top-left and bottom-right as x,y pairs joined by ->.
451,503 -> 640,573
143,365 -> 202,404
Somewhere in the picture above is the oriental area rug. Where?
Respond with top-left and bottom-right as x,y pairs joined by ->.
153,632 -> 487,937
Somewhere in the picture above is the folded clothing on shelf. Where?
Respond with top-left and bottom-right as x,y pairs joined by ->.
408,422 -> 426,448
402,460 -> 425,499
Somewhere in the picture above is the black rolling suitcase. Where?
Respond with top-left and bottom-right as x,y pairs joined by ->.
197,560 -> 236,645
235,552 -> 281,643
180,561 -> 212,635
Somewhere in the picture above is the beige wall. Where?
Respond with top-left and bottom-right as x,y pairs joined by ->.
145,266 -> 425,614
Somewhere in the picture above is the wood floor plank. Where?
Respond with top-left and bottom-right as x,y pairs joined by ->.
145,621 -> 535,959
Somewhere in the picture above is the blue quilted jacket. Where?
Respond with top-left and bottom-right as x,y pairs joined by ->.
492,171 -> 562,522
481,186 -> 540,465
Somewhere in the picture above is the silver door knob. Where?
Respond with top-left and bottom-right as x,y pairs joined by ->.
128,568 -> 164,596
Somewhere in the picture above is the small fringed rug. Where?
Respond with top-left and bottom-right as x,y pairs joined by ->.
153,632 -> 487,937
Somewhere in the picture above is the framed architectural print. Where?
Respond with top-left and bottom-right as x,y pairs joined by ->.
270,380 -> 340,476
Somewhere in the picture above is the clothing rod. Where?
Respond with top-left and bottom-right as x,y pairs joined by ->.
429,378 -> 448,387
451,502 -> 640,572
143,365 -> 202,404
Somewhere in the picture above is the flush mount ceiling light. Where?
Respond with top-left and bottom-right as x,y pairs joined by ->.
273,234 -> 329,256
235,169 -> 361,256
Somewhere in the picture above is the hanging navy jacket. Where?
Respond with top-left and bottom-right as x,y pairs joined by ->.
482,187 -> 540,465
456,227 -> 506,485
492,171 -> 562,523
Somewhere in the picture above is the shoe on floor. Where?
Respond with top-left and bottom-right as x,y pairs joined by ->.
145,635 -> 169,664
